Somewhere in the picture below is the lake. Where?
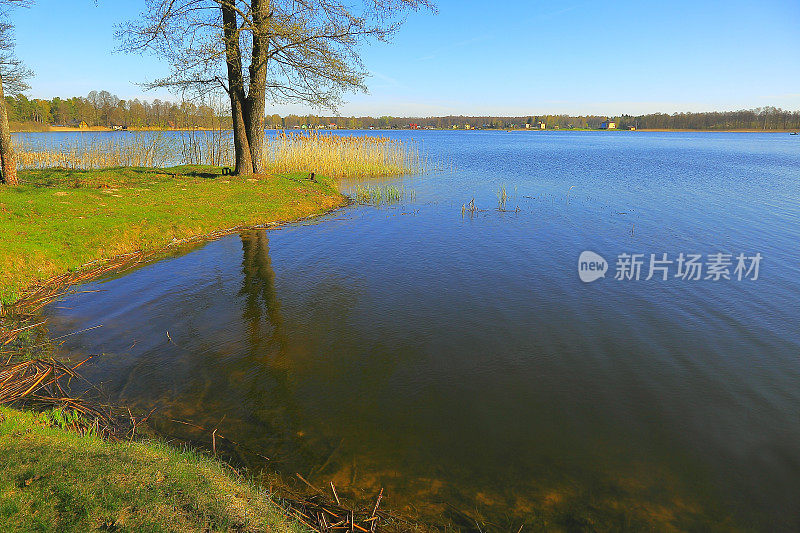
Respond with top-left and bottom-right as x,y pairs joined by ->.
38,130 -> 800,530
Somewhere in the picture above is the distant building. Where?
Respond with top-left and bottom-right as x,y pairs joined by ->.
78,121 -> 88,129
537,121 -> 546,130
600,120 -> 617,130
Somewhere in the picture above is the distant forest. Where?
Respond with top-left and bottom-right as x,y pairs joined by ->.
6,91 -> 229,130
7,90 -> 800,131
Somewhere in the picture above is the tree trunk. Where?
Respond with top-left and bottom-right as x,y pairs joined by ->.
0,69 -> 19,186
222,0 -> 253,175
243,0 -> 270,174
229,90 -> 253,175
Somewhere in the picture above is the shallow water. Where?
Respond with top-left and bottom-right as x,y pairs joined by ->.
44,131 -> 800,530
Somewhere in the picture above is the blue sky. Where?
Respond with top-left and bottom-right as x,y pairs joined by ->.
8,0 -> 800,116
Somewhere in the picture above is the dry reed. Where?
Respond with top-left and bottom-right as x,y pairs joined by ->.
0,357 -> 118,434
261,131 -> 424,179
178,129 -> 234,167
354,184 -> 413,205
16,130 -> 425,179
16,132 -> 177,169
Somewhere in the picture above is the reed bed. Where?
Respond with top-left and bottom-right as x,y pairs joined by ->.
16,132 -> 177,169
178,129 -> 234,167
261,132 -> 424,179
16,130 -> 425,179
354,184 -> 413,205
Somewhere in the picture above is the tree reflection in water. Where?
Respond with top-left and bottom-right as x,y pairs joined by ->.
239,229 -> 288,362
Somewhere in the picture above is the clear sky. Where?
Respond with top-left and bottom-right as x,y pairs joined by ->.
8,0 -> 800,116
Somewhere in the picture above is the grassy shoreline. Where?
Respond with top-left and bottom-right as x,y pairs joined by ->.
0,405 -> 306,532
0,165 -> 352,531
0,165 -> 347,306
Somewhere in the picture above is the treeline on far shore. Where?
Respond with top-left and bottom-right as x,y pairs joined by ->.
6,90 -> 799,131
382,108 -> 800,131
6,91 -> 232,131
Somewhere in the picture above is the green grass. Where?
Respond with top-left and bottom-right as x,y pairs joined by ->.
0,165 -> 347,305
0,406 -> 306,532
354,184 -> 413,205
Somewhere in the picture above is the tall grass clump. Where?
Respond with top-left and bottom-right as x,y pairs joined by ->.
354,184 -> 414,205
16,130 -> 426,178
17,132 -> 178,169
261,131 -> 424,179
178,129 -> 234,167
497,185 -> 509,209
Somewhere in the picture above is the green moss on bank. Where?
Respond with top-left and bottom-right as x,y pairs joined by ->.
0,165 -> 346,305
0,406 -> 306,532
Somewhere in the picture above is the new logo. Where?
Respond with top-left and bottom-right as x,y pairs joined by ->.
578,251 -> 608,283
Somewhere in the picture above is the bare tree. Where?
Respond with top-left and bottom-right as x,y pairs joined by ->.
0,0 -> 32,186
119,0 -> 435,175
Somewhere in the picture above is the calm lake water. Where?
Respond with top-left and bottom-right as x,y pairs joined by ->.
41,131 -> 800,530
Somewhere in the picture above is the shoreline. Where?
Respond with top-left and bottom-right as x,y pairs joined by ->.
0,169 -> 409,532
0,171 -> 354,529
0,405 -> 310,532
12,126 -> 797,133
11,126 -> 227,133
0,165 -> 347,306
3,198 -> 350,316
